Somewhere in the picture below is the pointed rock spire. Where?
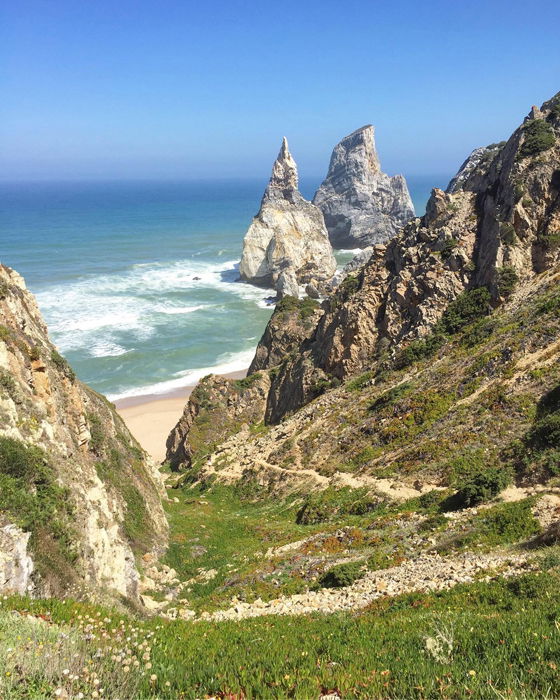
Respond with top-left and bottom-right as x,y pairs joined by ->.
313,125 -> 414,248
263,137 -> 299,203
239,137 -> 336,297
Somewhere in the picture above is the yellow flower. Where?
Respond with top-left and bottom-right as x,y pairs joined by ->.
468,670 -> 476,676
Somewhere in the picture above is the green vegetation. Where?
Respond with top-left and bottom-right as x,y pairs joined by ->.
440,237 -> 458,259
50,349 -> 76,382
345,370 -> 375,392
0,369 -> 18,400
459,317 -> 496,348
296,487 -> 381,525
0,436 -> 75,569
437,287 -> 491,335
499,222 -> 516,245
275,295 -> 320,320
394,332 -> 445,369
516,383 -> 560,479
318,561 -> 365,588
0,281 -> 9,299
448,449 -> 512,508
3,571 -> 560,698
519,119 -> 556,159
439,499 -> 541,552
496,266 -> 519,298
233,372 -> 262,391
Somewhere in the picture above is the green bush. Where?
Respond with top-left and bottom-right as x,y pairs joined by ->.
345,371 -> 375,392
460,317 -> 497,347
234,373 -> 262,391
275,295 -> 320,320
369,382 -> 413,412
437,287 -> 492,334
448,449 -> 512,508
394,333 -> 446,369
499,223 -> 516,245
440,237 -> 458,259
519,119 -> 555,159
479,500 -> 541,544
497,266 -> 519,298
296,487 -> 382,525
319,561 -> 365,588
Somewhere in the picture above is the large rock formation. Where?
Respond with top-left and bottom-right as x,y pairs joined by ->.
0,265 -> 167,599
313,125 -> 415,248
167,91 -> 560,475
239,138 -> 336,298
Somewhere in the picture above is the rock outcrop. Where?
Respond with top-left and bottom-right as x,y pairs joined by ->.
0,265 -> 168,599
258,93 -> 560,421
239,138 -> 336,298
313,125 -> 415,248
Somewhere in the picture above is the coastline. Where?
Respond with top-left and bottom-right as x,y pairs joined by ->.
115,369 -> 247,463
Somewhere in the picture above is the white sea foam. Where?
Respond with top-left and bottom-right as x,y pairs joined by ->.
36,258 -> 274,355
89,341 -> 130,358
107,347 -> 256,401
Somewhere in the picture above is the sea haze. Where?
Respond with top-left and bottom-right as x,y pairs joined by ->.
0,176 -> 450,400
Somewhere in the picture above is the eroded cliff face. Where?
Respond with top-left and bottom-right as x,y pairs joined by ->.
239,138 -> 336,298
166,92 -> 560,476
313,125 -> 415,248
0,265 -> 167,599
263,94 -> 560,421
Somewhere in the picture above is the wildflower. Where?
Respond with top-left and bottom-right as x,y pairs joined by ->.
54,690 -> 63,697
165,681 -> 171,687
63,669 -> 70,675
468,670 -> 476,676
123,666 -> 130,673
145,662 -> 152,669
150,674 -> 157,683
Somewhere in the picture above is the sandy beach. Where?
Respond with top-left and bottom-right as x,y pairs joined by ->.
116,370 -> 247,463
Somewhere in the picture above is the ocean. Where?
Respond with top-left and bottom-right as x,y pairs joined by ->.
0,175 -> 450,401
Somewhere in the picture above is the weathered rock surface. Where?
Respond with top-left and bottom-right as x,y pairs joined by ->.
0,522 -> 34,595
313,125 -> 415,248
239,137 -> 336,298
168,92 -> 560,487
0,265 -> 168,599
166,372 -> 270,470
261,93 -> 560,421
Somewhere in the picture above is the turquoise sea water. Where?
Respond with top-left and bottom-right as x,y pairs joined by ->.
0,175 -> 450,400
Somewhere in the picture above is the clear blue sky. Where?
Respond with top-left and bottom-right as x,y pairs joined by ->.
1,0 -> 559,180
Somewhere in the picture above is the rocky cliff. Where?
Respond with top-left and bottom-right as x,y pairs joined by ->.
313,125 -> 415,248
239,137 -> 336,298
0,265 -> 167,599
167,92 -> 560,481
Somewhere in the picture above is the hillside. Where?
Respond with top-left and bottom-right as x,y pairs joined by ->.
0,265 -> 167,600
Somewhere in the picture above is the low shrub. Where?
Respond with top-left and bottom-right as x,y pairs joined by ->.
459,317 -> 497,347
296,487 -> 382,525
448,449 -> 512,508
496,266 -> 519,298
519,119 -> 555,159
346,371 -> 375,392
234,373 -> 262,391
394,333 -> 446,369
319,561 -> 365,588
437,287 -> 492,335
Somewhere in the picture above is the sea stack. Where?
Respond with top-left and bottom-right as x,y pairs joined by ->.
313,125 -> 415,248
239,137 -> 336,298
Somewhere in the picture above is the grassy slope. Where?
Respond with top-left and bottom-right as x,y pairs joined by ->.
2,567 -> 560,698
